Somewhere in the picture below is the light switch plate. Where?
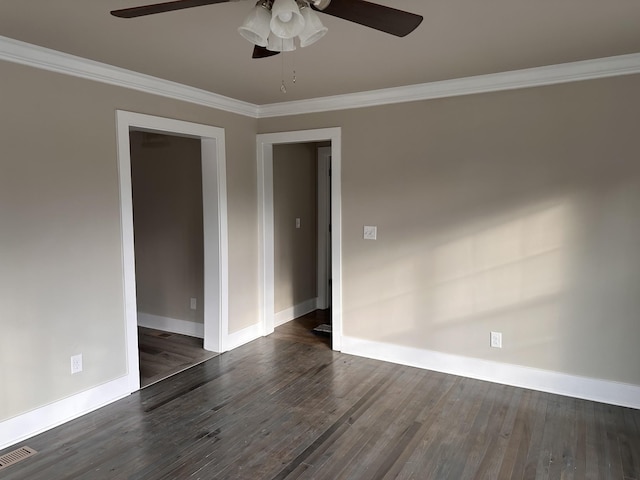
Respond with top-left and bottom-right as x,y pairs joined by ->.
364,226 -> 377,240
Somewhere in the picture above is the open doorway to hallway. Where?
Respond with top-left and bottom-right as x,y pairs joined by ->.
271,142 -> 332,346
117,110 -> 229,394
256,126 -> 342,350
129,130 -> 217,387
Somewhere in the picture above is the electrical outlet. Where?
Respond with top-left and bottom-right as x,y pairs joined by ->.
71,354 -> 83,374
295,218 -> 301,229
490,332 -> 502,348
190,297 -> 197,310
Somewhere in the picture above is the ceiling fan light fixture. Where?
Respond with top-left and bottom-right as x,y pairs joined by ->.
238,0 -> 273,47
267,34 -> 296,52
298,4 -> 327,47
270,0 -> 305,39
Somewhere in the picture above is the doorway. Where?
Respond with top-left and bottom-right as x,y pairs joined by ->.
256,128 -> 342,351
316,145 -> 331,312
271,142 -> 331,345
116,111 -> 229,393
129,131 -> 219,387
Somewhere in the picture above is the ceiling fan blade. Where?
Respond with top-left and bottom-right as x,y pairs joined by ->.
111,0 -> 230,18
252,45 -> 281,59
315,0 -> 423,37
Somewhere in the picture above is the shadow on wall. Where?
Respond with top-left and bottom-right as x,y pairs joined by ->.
346,199 -> 573,370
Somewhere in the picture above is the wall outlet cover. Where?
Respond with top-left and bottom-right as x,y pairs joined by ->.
71,354 -> 83,374
490,331 -> 502,348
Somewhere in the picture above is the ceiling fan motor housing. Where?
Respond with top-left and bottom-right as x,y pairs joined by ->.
310,0 -> 332,11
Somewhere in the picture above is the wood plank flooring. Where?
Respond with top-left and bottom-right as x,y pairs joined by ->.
2,317 -> 639,479
138,327 -> 219,388
269,309 -> 331,348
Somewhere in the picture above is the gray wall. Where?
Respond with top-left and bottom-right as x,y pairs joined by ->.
273,143 -> 318,313
1,52 -> 639,428
130,132 -> 204,325
259,74 -> 640,386
0,59 -> 258,421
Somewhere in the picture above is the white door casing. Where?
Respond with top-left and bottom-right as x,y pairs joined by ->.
116,110 -> 229,392
257,128 -> 342,351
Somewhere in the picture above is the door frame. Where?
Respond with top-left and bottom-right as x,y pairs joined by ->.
257,128 -> 342,350
317,146 -> 331,310
116,111 -> 229,392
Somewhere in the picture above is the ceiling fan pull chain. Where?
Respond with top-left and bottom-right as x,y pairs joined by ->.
292,49 -> 297,84
280,47 -> 287,93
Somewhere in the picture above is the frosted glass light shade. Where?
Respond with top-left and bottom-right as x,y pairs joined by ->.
238,3 -> 272,47
298,7 -> 327,47
267,34 -> 296,52
270,0 -> 304,39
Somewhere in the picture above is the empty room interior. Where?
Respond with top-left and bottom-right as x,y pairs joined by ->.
1,1 -> 639,478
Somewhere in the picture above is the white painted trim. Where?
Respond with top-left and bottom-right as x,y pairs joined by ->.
0,35 -> 255,117
342,336 -> 640,410
116,113 -> 142,394
329,133 -> 343,352
225,323 -> 263,351
2,36 -> 639,119
0,375 -> 130,451
201,135 -> 230,353
257,140 -> 274,337
137,312 -> 204,338
257,53 -> 640,117
117,111 -> 229,398
257,128 -> 343,351
274,298 -> 319,327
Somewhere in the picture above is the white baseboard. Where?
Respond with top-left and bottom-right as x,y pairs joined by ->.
274,298 -> 318,327
342,336 -> 640,410
137,312 -> 204,339
0,375 -> 131,451
225,322 -> 263,351
225,297 -> 320,351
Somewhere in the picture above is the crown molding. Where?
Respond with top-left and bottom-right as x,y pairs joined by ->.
257,53 -> 640,118
0,35 -> 258,118
2,35 -> 639,119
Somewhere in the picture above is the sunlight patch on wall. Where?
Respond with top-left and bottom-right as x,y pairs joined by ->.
432,204 -> 568,323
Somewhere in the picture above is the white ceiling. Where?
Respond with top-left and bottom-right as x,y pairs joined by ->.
1,0 -> 639,105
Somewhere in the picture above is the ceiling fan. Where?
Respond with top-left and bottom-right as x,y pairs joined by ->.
111,0 -> 423,59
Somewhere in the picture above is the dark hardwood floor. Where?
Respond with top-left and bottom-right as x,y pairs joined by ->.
270,309 -> 331,348
2,313 -> 639,479
138,327 -> 219,388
